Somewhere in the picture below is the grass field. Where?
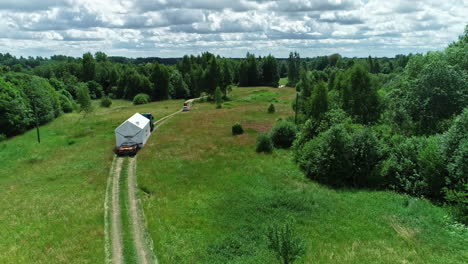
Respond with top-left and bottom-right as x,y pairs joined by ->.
279,77 -> 288,86
0,99 -> 183,263
137,87 -> 467,264
0,87 -> 466,264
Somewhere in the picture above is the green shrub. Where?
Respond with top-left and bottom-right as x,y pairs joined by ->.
444,184 -> 468,225
215,87 -> 223,109
100,96 -> 112,108
0,134 -> 6,142
268,103 -> 275,113
296,123 -> 384,188
133,93 -> 150,105
232,123 -> 244,135
86,80 -> 103,99
380,136 -> 429,196
270,121 -> 297,149
349,127 -> 383,187
256,133 -> 273,153
296,124 -> 352,187
266,220 -> 305,264
443,108 -> 468,192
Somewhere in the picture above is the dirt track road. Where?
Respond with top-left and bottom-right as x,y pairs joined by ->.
104,98 -> 199,264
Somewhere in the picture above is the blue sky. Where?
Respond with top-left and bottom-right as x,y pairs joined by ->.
0,0 -> 466,58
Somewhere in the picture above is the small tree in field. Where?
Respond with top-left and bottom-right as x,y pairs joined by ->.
100,96 -> 112,107
256,133 -> 273,153
76,83 -> 93,113
232,123 -> 244,135
267,220 -> 305,264
215,87 -> 223,108
268,103 -> 276,113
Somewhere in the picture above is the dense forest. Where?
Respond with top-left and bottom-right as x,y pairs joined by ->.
1,25 -> 466,223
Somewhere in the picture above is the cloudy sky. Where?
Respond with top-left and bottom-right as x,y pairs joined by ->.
0,0 -> 466,58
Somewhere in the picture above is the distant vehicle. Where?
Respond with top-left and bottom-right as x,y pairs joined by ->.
114,142 -> 140,156
140,113 -> 154,131
183,102 -> 190,112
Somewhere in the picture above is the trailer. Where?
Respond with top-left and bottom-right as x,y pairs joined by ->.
115,113 -> 151,149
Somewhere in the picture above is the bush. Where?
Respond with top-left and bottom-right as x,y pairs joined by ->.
133,93 -> 150,105
268,103 -> 275,113
295,124 -> 384,188
100,96 -> 112,108
444,184 -> 468,225
59,94 -> 73,113
86,80 -> 103,99
0,134 -> 6,142
215,87 -> 223,109
296,124 -> 352,187
256,133 -> 273,153
349,127 -> 383,187
232,123 -> 244,135
270,121 -> 297,149
266,220 -> 305,264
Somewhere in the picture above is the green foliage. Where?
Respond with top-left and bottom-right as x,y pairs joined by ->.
59,93 -> 73,113
341,64 -> 380,124
444,184 -> 468,225
443,108 -> 468,194
215,87 -> 223,108
169,69 -> 189,99
380,135 -> 448,197
232,123 -> 244,135
100,96 -> 112,108
287,52 -> 301,86
266,220 -> 305,264
268,103 -> 276,113
204,56 -> 222,95
270,121 -> 297,149
150,63 -> 170,100
306,81 -> 328,120
82,52 -> 95,82
256,133 -> 273,153
76,83 -> 93,113
387,51 -> 468,135
261,55 -> 280,87
348,127 -> 383,187
133,93 -> 150,105
239,53 -> 259,87
86,80 -> 103,99
296,69 -> 313,99
0,77 -> 32,136
296,124 -> 350,187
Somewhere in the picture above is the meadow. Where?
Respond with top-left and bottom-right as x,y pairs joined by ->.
0,86 -> 466,264
0,99 -> 183,263
137,87 -> 467,263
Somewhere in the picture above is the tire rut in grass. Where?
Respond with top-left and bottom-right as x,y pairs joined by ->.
108,156 -> 124,264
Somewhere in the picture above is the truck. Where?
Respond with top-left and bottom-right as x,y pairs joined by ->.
140,113 -> 155,131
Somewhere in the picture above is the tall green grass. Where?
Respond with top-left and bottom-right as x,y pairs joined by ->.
0,99 -> 183,263
137,87 -> 467,263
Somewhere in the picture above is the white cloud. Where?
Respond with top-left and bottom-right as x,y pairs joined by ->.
0,0 -> 466,58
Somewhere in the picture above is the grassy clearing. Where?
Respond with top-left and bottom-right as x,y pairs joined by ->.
0,99 -> 182,263
138,86 -> 467,264
279,77 -> 288,86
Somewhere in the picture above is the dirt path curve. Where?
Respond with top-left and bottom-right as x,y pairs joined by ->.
127,156 -> 156,264
105,157 -> 124,264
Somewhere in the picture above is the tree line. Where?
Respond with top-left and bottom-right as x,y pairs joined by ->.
1,42 -> 411,140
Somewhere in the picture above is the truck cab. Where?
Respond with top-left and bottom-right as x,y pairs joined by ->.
140,113 -> 155,131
